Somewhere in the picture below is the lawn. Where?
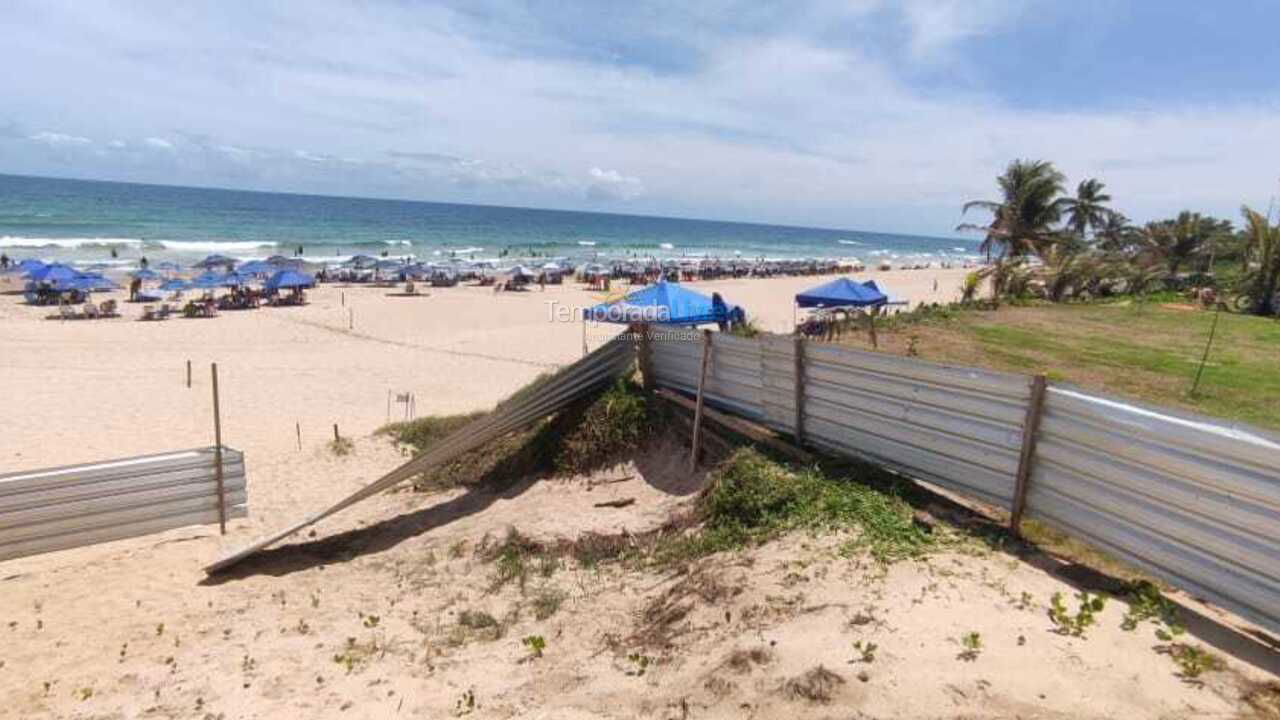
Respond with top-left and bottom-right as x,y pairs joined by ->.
841,300 -> 1280,432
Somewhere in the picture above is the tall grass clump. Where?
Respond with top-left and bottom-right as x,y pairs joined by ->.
665,448 -> 933,563
553,378 -> 654,476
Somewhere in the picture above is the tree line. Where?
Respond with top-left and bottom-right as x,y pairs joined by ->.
958,159 -> 1280,316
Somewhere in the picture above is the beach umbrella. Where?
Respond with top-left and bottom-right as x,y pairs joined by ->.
220,271 -> 255,287
344,254 -> 379,269
16,258 -> 46,274
191,271 -> 226,289
194,254 -> 237,270
76,273 -> 120,291
506,265 -> 537,279
131,268 -> 160,279
586,280 -> 744,326
154,261 -> 183,272
28,263 -> 79,282
159,278 -> 191,291
235,260 -> 274,276
264,269 -> 315,290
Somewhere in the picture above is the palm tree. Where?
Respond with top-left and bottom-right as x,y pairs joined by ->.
1240,205 -> 1280,316
1094,212 -> 1139,254
1062,178 -> 1113,240
959,160 -> 1069,260
1140,211 -> 1230,275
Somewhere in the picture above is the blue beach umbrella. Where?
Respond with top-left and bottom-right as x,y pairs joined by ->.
131,268 -> 160,279
344,254 -> 378,269
16,258 -> 46,274
28,263 -> 80,282
76,273 -> 120,291
220,271 -> 255,287
194,254 -> 237,270
265,269 -> 315,290
159,278 -> 191,292
191,272 -> 226,289
154,261 -> 183,272
236,260 -> 274,275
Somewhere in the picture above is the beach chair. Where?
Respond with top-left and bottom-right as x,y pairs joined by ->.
141,305 -> 156,321
58,303 -> 78,321
83,302 -> 100,319
100,299 -> 118,317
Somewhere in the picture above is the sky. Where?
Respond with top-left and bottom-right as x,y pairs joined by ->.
2,0 -> 1279,236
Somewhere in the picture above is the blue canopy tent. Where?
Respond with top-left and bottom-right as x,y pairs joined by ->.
236,260 -> 274,275
16,258 -> 46,274
795,277 -> 888,309
194,254 -> 238,270
264,269 -> 315,290
191,272 -> 226,289
586,280 -> 744,326
27,263 -> 79,282
794,277 -> 891,347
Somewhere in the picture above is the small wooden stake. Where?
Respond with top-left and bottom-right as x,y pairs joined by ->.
793,335 -> 806,445
333,423 -> 340,442
348,308 -> 353,330
186,360 -> 191,388
689,330 -> 712,469
636,322 -> 654,390
296,421 -> 302,451
1010,373 -> 1048,538
211,363 -> 227,535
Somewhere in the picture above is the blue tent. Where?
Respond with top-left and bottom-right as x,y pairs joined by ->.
76,273 -> 120,291
795,277 -> 888,309
194,254 -> 237,270
220,271 -> 256,287
586,280 -> 744,325
265,269 -> 315,290
191,272 -> 226,289
236,260 -> 274,275
28,263 -> 80,282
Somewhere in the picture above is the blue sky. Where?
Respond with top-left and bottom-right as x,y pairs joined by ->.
2,1 -> 1278,236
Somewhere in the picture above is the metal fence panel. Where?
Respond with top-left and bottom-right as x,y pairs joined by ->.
1028,387 -> 1280,634
0,447 -> 248,562
647,330 -> 1280,634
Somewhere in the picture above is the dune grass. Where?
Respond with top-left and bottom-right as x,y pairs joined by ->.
857,301 -> 1280,431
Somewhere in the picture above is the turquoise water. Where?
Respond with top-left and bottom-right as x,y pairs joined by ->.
0,173 -> 977,267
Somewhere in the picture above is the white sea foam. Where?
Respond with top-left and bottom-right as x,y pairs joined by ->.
156,240 -> 277,252
0,236 -> 143,249
659,242 -> 674,250
577,240 -> 597,246
838,239 -> 863,245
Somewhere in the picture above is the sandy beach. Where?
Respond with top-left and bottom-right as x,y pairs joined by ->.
2,268 -> 1275,719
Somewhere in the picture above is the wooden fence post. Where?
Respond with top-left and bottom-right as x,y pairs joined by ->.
1009,373 -> 1048,538
690,330 -> 713,469
636,322 -> 654,390
793,335 -> 806,445
211,363 -> 227,535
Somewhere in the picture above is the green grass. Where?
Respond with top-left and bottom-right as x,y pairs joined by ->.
377,378 -> 659,491
657,448 -> 935,565
861,302 -> 1280,431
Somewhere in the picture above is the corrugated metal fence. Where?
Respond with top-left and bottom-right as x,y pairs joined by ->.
0,447 -> 247,562
649,331 -> 1280,635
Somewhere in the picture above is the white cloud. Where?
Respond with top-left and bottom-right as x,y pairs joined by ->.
28,131 -> 91,146
1,2 -> 1276,233
586,167 -> 644,201
106,139 -> 127,148
144,137 -> 174,150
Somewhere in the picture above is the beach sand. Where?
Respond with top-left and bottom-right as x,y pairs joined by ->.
2,268 -> 1274,718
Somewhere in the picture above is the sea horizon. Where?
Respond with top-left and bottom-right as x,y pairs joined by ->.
0,172 -> 979,268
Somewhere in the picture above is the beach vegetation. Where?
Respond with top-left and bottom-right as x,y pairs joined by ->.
1048,591 -> 1105,637
655,447 -> 934,565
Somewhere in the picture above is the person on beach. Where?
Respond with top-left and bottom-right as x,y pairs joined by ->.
140,256 -> 149,269
0,254 -> 9,269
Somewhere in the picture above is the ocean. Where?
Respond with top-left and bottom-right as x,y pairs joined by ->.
0,173 -> 978,268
